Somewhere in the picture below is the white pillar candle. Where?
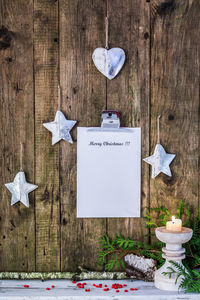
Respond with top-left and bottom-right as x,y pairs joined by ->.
166,216 -> 182,232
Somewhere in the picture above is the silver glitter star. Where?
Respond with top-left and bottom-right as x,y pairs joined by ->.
43,110 -> 77,145
143,143 -> 176,179
5,171 -> 38,207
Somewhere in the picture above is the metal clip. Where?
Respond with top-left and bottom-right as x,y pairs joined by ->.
101,110 -> 120,129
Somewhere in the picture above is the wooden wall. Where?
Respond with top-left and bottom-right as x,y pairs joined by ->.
0,0 -> 199,272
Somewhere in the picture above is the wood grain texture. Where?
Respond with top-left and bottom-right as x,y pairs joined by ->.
0,0 -> 35,271
0,0 -> 199,272
34,0 -> 60,271
106,0 -> 150,243
150,0 -> 200,215
59,0 -> 107,272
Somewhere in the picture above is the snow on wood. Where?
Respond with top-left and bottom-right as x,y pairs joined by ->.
124,254 -> 156,281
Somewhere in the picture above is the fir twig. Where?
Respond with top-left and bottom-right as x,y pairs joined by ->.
97,199 -> 200,291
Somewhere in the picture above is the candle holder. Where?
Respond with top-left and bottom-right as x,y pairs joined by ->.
154,227 -> 193,291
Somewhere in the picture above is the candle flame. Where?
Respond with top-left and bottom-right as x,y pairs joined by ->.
172,216 -> 175,223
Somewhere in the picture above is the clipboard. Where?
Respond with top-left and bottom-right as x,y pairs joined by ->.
77,111 -> 141,218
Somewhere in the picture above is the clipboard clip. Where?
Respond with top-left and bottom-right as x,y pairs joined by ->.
101,110 -> 120,129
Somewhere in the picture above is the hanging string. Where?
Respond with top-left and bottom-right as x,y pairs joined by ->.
58,84 -> 61,111
20,142 -> 23,171
105,17 -> 109,49
157,115 -> 161,144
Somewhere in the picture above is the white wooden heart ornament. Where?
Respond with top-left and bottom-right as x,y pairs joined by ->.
92,47 -> 125,80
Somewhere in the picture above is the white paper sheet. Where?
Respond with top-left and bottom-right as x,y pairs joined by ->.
77,127 -> 141,218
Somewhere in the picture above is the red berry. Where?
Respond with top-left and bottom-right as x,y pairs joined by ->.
130,288 -> 134,291
46,288 -> 50,290
72,281 -> 76,284
116,290 -> 119,293
51,285 -> 55,288
93,284 -> 96,286
123,284 -> 127,286
134,288 -> 138,291
104,284 -> 107,287
24,285 -> 29,288
124,289 -> 128,292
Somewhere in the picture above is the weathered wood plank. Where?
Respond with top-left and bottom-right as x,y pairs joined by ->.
0,0 -> 35,271
0,0 -> 199,273
59,0 -> 107,271
0,279 -> 198,299
106,0 -> 150,243
150,0 -> 200,216
34,0 -> 60,271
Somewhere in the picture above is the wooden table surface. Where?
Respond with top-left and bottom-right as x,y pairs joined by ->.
0,279 -> 199,299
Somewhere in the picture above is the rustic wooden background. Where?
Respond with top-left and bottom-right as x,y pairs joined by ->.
0,0 -> 199,272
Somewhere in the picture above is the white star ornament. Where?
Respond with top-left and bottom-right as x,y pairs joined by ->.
43,110 -> 77,145
143,143 -> 175,179
5,171 -> 38,207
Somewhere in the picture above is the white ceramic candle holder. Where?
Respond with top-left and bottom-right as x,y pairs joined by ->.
154,227 -> 193,291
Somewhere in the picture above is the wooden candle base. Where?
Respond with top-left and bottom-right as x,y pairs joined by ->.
154,227 -> 193,291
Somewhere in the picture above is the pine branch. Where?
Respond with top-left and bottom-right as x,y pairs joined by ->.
163,261 -> 200,293
97,201 -> 200,278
